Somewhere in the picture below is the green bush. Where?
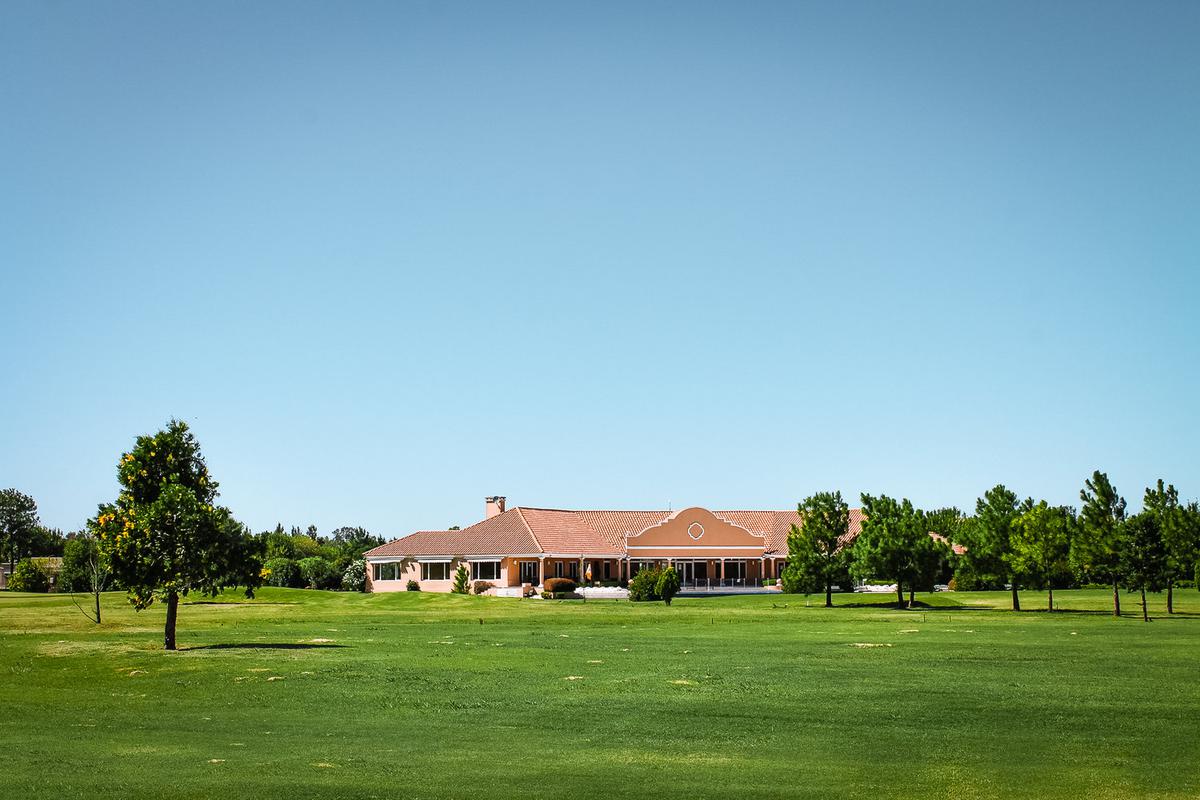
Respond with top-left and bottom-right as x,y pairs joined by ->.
629,567 -> 662,601
472,580 -> 494,595
543,577 -> 576,594
9,558 -> 49,593
406,579 -> 420,591
655,567 -> 681,605
263,557 -> 300,588
341,559 -> 366,592
298,556 -> 338,590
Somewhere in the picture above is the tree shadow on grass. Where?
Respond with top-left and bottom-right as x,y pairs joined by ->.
183,643 -> 348,651
834,600 -> 989,611
185,601 -> 298,606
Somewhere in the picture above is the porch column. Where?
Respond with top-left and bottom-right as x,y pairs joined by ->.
538,557 -> 545,586
720,559 -> 725,586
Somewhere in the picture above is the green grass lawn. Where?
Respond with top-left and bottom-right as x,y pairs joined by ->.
1,587 -> 1197,800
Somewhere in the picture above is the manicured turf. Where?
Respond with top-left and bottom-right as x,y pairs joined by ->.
1,587 -> 1197,799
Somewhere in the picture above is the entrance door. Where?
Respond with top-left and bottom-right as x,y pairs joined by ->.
519,561 -> 538,584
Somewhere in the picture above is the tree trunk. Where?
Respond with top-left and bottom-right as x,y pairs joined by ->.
1011,582 -> 1020,612
825,583 -> 832,608
164,591 -> 179,651
1112,580 -> 1121,617
94,589 -> 102,625
908,589 -> 915,608
1140,586 -> 1148,623
1167,582 -> 1174,614
1048,587 -> 1053,612
896,582 -> 904,606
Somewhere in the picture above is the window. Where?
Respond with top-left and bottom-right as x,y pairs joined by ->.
372,562 -> 401,581
420,562 -> 450,581
471,561 -> 500,580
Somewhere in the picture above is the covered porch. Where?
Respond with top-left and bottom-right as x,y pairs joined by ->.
629,557 -> 781,590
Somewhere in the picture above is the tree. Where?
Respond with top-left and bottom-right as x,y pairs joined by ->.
973,485 -> 1023,611
951,516 -> 1004,590
783,491 -> 852,607
61,531 -> 111,623
655,566 -> 681,605
1122,512 -> 1168,622
851,494 -> 929,607
1012,502 -> 1073,611
1075,471 -> 1127,617
93,420 -> 263,650
0,488 -> 39,577
1143,480 -> 1199,614
28,525 -> 67,557
451,564 -> 470,594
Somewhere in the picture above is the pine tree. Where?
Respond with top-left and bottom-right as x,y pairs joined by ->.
1075,471 -> 1127,617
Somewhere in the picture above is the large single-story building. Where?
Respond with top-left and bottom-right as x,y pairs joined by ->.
364,497 -> 865,593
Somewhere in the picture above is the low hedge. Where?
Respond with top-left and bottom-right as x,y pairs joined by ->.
472,581 -> 494,595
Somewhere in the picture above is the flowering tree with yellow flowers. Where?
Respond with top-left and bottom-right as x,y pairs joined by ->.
91,419 -> 263,650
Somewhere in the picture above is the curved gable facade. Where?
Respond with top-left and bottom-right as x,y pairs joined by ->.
625,507 -> 767,559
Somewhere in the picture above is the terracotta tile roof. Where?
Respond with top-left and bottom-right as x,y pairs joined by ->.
364,510 -> 540,557
368,506 -> 869,559
515,508 -> 623,555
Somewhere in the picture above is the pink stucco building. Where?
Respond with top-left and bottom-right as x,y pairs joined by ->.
364,496 -> 865,593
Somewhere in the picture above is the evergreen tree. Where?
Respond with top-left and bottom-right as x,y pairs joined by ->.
974,485 -> 1023,610
1122,512 -> 1168,622
1075,471 -> 1127,617
1143,480 -> 1199,614
852,494 -> 930,607
783,491 -> 852,606
1012,501 -> 1074,611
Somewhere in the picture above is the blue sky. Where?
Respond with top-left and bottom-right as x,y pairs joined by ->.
2,1 -> 1198,535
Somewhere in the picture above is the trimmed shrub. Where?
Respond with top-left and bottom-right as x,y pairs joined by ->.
263,557 -> 301,588
472,580 -> 494,595
451,564 -> 470,594
656,566 -> 681,605
629,567 -> 662,602
341,559 -> 366,592
406,579 -> 420,591
9,558 -> 49,593
543,577 -> 576,594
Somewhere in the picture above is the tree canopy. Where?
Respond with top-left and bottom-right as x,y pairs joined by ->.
92,419 -> 262,649
783,491 -> 852,606
1075,471 -> 1127,617
1011,501 -> 1074,611
0,488 -> 40,571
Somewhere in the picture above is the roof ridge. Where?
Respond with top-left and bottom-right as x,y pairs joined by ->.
513,507 -> 543,553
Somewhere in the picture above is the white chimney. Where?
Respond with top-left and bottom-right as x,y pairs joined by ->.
485,496 -> 506,519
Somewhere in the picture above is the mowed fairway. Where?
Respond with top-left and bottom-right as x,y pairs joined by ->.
1,588 -> 1197,800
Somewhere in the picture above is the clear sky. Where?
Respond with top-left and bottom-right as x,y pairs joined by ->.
2,1 -> 1198,536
